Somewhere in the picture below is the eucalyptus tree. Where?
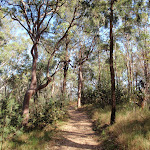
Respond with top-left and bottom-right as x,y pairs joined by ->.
93,0 -> 117,124
1,0 -> 82,125
115,0 -> 150,107
109,0 -> 116,124
133,0 -> 150,107
79,0 -> 117,123
74,36 -> 97,108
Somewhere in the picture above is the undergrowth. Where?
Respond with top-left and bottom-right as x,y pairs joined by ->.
2,123 -> 63,150
85,104 -> 150,150
0,94 -> 69,150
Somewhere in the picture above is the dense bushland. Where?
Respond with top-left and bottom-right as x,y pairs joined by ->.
0,91 -> 69,150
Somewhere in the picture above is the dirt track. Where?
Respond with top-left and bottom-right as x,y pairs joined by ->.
51,106 -> 101,150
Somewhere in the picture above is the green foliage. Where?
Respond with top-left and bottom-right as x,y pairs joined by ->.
82,85 -> 126,108
0,87 -> 70,149
0,95 -> 23,150
28,97 -> 69,130
2,126 -> 57,150
0,0 -> 150,149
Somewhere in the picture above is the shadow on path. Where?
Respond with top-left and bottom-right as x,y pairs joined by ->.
52,106 -> 102,150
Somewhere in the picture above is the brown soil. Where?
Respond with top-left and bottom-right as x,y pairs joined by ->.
50,105 -> 101,150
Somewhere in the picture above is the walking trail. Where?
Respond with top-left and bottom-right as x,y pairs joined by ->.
51,105 -> 101,150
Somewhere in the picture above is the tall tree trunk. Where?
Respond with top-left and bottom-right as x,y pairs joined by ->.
62,40 -> 69,95
98,49 -> 101,87
129,51 -> 132,93
141,27 -> 149,108
51,76 -> 55,98
110,0 -> 116,125
22,43 -> 53,125
62,63 -> 67,94
78,64 -> 83,108
22,44 -> 38,125
131,47 -> 134,89
77,47 -> 83,108
126,37 -> 131,95
114,43 -> 118,87
136,72 -> 138,90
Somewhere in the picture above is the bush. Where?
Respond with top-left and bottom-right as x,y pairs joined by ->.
0,95 -> 23,149
81,84 -> 127,108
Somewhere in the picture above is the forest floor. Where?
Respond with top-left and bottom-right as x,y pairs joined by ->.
50,105 -> 102,150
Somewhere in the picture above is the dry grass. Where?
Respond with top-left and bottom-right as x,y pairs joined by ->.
1,122 -> 64,150
86,104 -> 150,150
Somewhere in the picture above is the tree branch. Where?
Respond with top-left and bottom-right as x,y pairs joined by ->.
39,0 -> 60,36
20,0 -> 31,32
46,5 -> 78,77
28,4 -> 35,26
36,62 -> 64,91
11,14 -> 34,41
80,36 -> 97,64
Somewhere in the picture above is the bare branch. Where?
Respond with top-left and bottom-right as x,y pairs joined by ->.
46,50 -> 56,77
51,65 -> 64,77
80,36 -> 97,64
36,1 -> 49,32
20,0 -> 31,31
36,77 -> 52,91
36,61 -> 64,91
28,4 -> 35,25
46,5 -> 78,77
4,1 -> 20,6
36,2 -> 45,30
39,13 -> 54,35
39,0 -> 60,35
11,14 -> 34,41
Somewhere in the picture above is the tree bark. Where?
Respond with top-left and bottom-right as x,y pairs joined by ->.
62,39 -> 69,95
77,47 -> 83,108
22,44 -> 38,125
11,1 -> 77,126
125,35 -> 132,95
98,49 -> 101,87
141,27 -> 149,108
62,63 -> 68,94
110,0 -> 116,125
78,64 -> 83,108
114,43 -> 118,87
51,76 -> 55,98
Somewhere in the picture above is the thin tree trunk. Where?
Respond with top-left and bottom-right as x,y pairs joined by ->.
98,49 -> 101,87
62,64 -> 67,94
77,47 -> 83,108
51,76 -> 55,98
110,0 -> 116,125
136,72 -> 138,90
62,39 -> 69,95
126,37 -> 131,95
5,86 -> 6,97
131,47 -> 134,89
114,43 -> 118,87
129,51 -> 132,93
78,64 -> 83,108
141,27 -> 149,108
